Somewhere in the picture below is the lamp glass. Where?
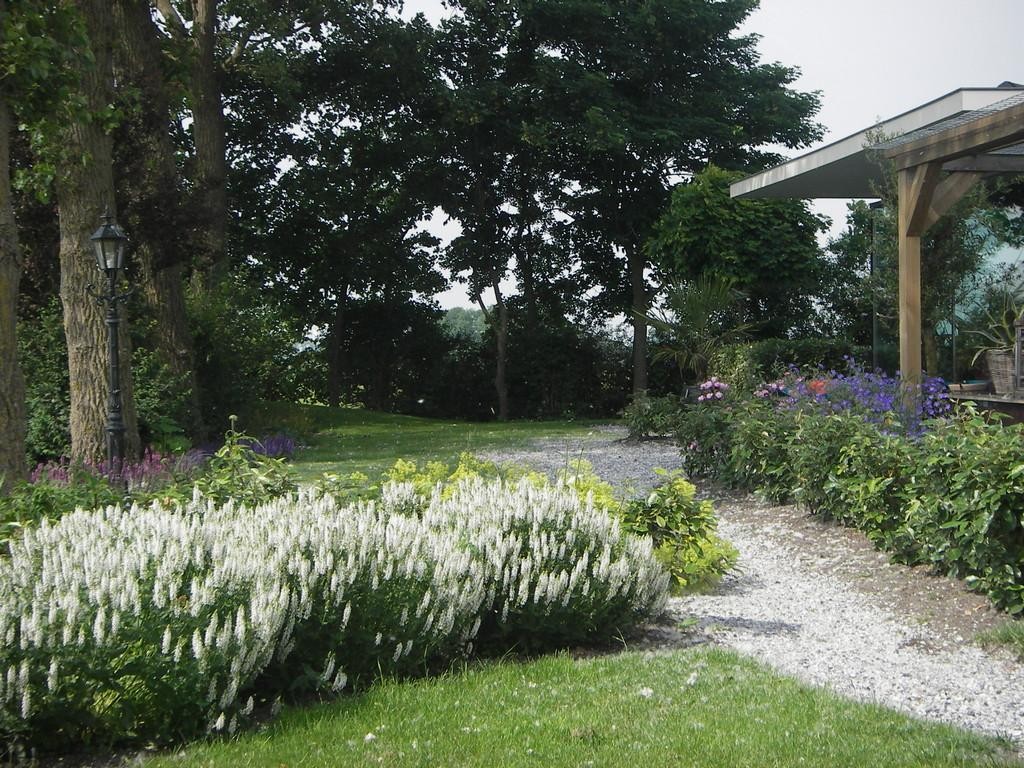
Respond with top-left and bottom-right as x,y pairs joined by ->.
90,218 -> 127,273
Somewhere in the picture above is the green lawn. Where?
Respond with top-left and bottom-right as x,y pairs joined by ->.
251,402 -> 609,482
146,648 -> 1020,768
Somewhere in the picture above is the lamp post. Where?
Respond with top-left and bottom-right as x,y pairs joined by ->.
88,210 -> 130,479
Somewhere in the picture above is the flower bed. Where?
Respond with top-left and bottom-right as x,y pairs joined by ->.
0,478 -> 668,751
673,364 -> 1024,614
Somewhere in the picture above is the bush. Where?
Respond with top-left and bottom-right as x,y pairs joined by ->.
901,410 -> 1024,611
710,338 -> 868,387
379,455 -> 734,595
685,365 -> 1024,614
622,394 -> 685,440
621,470 -> 737,592
0,478 -> 668,751
727,401 -> 797,502
0,422 -> 296,546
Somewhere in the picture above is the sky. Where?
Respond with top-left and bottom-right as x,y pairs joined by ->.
403,0 -> 1024,308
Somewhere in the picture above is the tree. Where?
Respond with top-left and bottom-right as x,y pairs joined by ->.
536,0 -> 821,393
1,0 -> 90,480
112,0 -> 204,439
55,0 -> 142,461
0,59 -> 25,482
647,165 -> 830,338
236,8 -> 444,407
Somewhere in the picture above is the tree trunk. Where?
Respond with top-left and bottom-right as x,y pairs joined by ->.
0,91 -> 28,483
492,285 -> 510,421
629,244 -> 649,395
58,0 -> 141,463
191,0 -> 229,284
475,287 -> 509,421
114,0 -> 204,440
326,289 -> 349,408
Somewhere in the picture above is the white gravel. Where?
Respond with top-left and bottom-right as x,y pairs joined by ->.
484,428 -> 1024,751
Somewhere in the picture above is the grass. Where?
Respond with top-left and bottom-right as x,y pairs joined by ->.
249,402 -> 609,483
979,621 -> 1024,661
145,648 -> 1021,768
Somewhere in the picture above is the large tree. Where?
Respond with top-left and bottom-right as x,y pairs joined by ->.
535,0 -> 821,393
1,0 -> 92,479
112,0 -> 204,439
0,48 -> 25,482
56,0 -> 142,461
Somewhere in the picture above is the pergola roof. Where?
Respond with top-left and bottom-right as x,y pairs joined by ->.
730,85 -> 1024,200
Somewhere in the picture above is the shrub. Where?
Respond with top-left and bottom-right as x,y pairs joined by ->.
710,338 -> 868,385
621,470 -> 737,592
900,409 -> 1024,612
622,394 -> 685,440
674,401 -> 738,479
727,400 -> 797,501
378,455 -> 732,595
0,422 -> 296,545
0,478 -> 668,750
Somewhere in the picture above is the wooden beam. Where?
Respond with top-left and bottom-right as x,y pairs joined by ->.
921,172 -> 984,232
886,100 -> 1024,170
898,168 -> 924,389
943,154 -> 1024,172
900,162 -> 942,238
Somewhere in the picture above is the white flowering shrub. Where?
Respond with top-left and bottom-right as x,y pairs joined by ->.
0,479 -> 667,750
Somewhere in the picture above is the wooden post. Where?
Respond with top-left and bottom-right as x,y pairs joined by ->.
896,164 -> 940,389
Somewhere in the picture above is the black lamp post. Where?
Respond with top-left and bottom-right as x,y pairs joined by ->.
88,210 -> 130,479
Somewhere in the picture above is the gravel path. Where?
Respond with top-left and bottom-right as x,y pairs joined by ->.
483,428 -> 1024,751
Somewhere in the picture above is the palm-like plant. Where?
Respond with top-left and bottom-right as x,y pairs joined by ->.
644,274 -> 755,384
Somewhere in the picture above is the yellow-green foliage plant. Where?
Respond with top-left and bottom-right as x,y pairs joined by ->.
621,470 -> 737,593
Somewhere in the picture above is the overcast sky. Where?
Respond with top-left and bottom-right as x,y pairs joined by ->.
404,0 -> 1024,308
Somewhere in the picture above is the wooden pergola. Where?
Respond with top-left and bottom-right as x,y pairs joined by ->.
882,94 -> 1024,384
730,86 -> 1024,385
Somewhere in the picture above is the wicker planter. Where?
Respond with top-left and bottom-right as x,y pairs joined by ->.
986,350 -> 1015,395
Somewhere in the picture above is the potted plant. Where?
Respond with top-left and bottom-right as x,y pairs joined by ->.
970,291 -> 1022,395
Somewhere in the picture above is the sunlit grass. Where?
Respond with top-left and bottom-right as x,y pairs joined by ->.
979,620 -> 1024,661
250,402 -> 609,482
146,648 -> 1021,768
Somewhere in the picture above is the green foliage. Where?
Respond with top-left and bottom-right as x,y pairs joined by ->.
17,300 -> 70,462
0,477 -> 668,750
726,402 -> 797,502
622,394 -> 685,440
190,417 -> 298,508
442,307 -> 486,342
674,401 -> 741,480
131,346 -> 192,454
379,453 -> 733,595
648,166 -> 830,338
901,411 -> 1024,612
645,274 -> 754,384
710,338 -> 868,385
686,388 -> 1024,614
622,470 -> 737,593
786,412 -> 872,516
0,468 -> 121,550
189,270 -> 313,433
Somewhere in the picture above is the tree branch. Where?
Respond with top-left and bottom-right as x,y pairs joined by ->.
152,0 -> 187,38
224,26 -> 254,69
